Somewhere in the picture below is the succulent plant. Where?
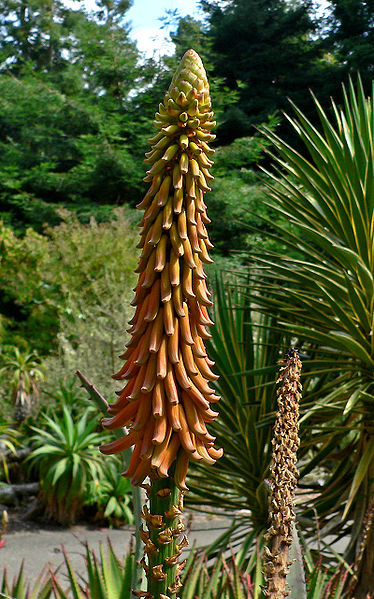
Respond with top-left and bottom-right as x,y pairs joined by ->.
99,49 -> 222,599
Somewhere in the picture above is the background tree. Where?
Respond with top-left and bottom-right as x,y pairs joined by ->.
0,0 -> 69,73
200,0 -> 338,143
0,0 -> 147,231
327,0 -> 374,86
0,210 -> 138,374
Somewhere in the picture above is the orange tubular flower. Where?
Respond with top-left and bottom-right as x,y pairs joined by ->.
100,49 -> 222,491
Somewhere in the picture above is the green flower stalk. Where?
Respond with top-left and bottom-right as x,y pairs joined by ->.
264,348 -> 302,599
99,50 -> 222,599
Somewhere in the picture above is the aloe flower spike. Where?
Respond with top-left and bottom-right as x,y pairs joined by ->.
99,49 -> 222,599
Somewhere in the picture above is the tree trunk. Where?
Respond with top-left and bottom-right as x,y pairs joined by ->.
0,482 -> 39,505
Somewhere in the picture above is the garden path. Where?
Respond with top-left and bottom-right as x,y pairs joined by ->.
1,511 -> 232,587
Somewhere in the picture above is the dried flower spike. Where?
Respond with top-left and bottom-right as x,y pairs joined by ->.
264,348 -> 301,599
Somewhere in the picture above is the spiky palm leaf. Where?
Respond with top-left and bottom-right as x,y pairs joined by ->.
187,274 -> 288,553
244,77 -> 374,580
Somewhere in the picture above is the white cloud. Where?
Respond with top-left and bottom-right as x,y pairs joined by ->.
130,27 -> 175,59
63,1 -> 176,59
64,0 -> 98,10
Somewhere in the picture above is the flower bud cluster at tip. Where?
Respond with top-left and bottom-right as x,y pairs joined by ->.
99,49 -> 222,491
264,348 -> 302,598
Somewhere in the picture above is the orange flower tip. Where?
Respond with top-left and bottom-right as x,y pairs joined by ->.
99,444 -> 113,455
209,394 -> 221,403
211,448 -> 223,459
208,409 -> 219,417
191,451 -> 203,461
112,376 -> 125,382
157,468 -> 169,479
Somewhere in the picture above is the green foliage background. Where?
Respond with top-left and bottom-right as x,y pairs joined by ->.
1,4 -> 374,586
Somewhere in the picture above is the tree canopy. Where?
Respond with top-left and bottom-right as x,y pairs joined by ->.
0,0 -> 373,232
199,0 -> 337,142
0,0 -> 148,231
327,0 -> 374,83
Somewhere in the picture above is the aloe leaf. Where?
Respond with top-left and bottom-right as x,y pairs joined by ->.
62,545 -> 85,599
85,545 -> 101,599
119,546 -> 134,599
12,560 -> 25,598
182,553 -> 206,599
50,574 -> 70,599
99,543 -> 119,599
253,539 -> 264,599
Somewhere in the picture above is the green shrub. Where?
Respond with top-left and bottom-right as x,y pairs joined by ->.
0,208 -> 138,356
28,406 -> 106,525
0,346 -> 45,422
86,456 -> 134,527
41,378 -> 95,419
0,417 -> 19,483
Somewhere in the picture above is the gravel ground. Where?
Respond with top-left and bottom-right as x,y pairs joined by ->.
0,506 -> 232,587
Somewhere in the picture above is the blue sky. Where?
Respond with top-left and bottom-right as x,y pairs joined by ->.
125,0 -> 331,57
126,0 -> 203,57
68,0 -> 203,57
73,0 -> 330,58
127,0 -> 201,31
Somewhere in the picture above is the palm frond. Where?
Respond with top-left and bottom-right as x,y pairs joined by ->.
246,77 -> 374,558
